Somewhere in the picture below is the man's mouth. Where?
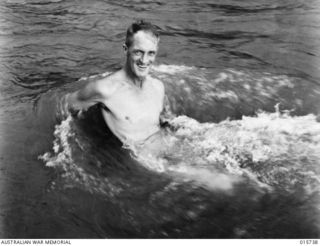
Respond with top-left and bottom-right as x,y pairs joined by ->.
137,64 -> 149,70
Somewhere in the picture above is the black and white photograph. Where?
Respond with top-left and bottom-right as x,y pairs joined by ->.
0,0 -> 319,240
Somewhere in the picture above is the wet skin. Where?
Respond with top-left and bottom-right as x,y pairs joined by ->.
65,30 -> 166,144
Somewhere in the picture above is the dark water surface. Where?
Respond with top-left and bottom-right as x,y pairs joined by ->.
0,0 -> 320,238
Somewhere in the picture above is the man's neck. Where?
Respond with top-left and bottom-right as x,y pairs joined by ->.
123,64 -> 145,88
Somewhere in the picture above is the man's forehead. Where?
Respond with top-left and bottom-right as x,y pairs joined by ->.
131,30 -> 159,47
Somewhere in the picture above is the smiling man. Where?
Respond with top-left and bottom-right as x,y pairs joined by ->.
64,20 -> 168,145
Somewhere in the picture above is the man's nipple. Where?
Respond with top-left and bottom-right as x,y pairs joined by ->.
125,116 -> 130,120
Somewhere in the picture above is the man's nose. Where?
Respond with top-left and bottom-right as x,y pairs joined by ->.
141,54 -> 148,64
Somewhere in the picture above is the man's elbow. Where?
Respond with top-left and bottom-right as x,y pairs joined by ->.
60,91 -> 84,117
66,92 -> 79,110
67,90 -> 98,112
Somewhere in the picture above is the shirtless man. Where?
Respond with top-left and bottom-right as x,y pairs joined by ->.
63,20 -> 169,146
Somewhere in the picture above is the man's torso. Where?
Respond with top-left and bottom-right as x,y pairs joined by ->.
98,71 -> 164,143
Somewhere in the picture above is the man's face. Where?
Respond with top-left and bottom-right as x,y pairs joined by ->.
125,31 -> 159,80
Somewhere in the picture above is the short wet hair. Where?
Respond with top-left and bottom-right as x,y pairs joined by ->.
125,20 -> 159,47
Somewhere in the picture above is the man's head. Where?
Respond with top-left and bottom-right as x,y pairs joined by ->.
124,20 -> 160,80
125,20 -> 159,48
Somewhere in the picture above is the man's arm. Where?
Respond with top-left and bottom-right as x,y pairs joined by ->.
59,79 -> 107,117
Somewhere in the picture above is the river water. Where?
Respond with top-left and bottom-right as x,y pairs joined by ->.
0,0 -> 320,238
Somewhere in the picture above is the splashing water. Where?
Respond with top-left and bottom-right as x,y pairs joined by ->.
151,65 -> 317,122
129,109 -> 320,193
37,64 -> 320,238
40,65 -> 320,198
40,116 -> 124,197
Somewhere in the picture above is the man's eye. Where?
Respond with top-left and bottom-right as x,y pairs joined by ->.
148,52 -> 156,56
134,51 -> 143,55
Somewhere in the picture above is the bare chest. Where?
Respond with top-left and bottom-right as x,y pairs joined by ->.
103,83 -> 163,124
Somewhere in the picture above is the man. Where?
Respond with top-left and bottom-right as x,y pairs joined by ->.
63,20 -> 170,146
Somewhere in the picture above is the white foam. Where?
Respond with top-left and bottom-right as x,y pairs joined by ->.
79,71 -> 111,81
152,64 -> 195,74
131,109 -> 320,193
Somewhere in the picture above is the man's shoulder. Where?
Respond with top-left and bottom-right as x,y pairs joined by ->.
97,70 -> 122,85
89,70 -> 124,98
149,76 -> 164,93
